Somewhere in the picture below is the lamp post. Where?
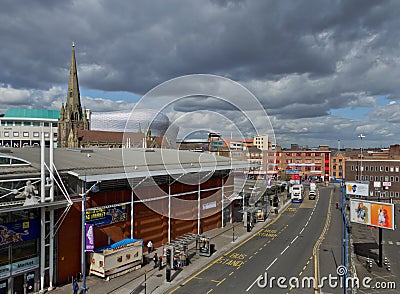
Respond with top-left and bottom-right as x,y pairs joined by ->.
81,179 -> 100,294
358,134 -> 365,180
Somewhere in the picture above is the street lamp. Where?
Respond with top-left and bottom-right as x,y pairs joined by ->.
358,134 -> 365,180
81,179 -> 100,294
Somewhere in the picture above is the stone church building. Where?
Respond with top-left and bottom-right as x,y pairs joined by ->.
57,43 -> 90,148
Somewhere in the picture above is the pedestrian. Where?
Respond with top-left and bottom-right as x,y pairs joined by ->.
72,279 -> 79,294
153,252 -> 158,268
336,202 -> 339,209
147,240 -> 153,254
181,252 -> 186,267
158,255 -> 163,270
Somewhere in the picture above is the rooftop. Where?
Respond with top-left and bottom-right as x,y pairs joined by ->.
4,108 -> 60,120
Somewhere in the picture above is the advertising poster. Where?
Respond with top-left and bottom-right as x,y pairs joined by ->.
345,181 -> 369,197
0,218 -> 40,247
350,199 -> 394,230
86,205 -> 128,227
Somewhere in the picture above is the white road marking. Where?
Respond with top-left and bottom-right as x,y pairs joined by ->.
266,257 -> 278,271
281,245 -> 290,255
291,236 -> 299,244
246,276 -> 261,292
396,242 -> 400,246
388,241 -> 393,245
300,228 -> 305,234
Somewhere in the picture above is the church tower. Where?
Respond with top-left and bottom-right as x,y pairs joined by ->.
58,42 -> 89,148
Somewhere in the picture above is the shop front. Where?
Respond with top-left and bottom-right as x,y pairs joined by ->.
0,218 -> 40,294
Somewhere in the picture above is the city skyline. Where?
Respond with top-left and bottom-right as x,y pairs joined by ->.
1,1 -> 400,148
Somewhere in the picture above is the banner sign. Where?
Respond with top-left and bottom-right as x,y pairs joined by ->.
345,181 -> 369,197
350,199 -> 394,230
0,218 -> 40,247
86,205 -> 128,227
0,264 -> 10,279
11,257 -> 39,275
85,224 -> 94,252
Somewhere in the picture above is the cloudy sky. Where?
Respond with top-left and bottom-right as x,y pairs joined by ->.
1,0 -> 400,148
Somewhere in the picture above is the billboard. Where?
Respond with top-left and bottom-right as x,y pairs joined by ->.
350,199 -> 394,230
0,219 -> 40,247
86,204 -> 128,227
345,181 -> 369,197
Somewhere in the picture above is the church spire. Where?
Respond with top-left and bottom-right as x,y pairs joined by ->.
66,41 -> 82,120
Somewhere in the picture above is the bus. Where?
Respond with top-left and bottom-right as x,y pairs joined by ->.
291,184 -> 303,203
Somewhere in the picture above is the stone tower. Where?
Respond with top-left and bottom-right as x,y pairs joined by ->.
58,42 -> 89,148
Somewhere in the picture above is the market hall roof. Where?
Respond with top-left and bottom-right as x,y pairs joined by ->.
0,148 -> 250,182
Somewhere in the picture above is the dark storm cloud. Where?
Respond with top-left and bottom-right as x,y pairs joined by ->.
1,0 -> 400,147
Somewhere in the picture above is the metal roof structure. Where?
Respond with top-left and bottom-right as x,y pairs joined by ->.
0,148 -> 250,182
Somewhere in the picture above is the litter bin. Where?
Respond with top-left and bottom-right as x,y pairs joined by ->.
210,244 -> 215,255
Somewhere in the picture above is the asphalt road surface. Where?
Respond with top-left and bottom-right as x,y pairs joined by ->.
170,187 -> 334,294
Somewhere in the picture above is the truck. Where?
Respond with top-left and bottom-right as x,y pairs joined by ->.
310,183 -> 317,192
291,184 -> 303,203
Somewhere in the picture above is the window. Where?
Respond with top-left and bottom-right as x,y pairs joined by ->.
396,167 -> 399,173
53,133 -> 57,138
339,159 -> 342,162
385,166 -> 389,172
333,159 -> 336,162
380,166 -> 383,172
333,172 -> 336,176
355,175 -> 359,181
339,172 -> 342,177
4,131 -> 9,137
33,122 -> 40,126
390,176 -> 394,182
351,165 -> 354,171
395,192 -> 399,198
44,132 -> 49,138
380,176 -> 384,181
375,166 -> 378,171
396,176 -> 399,182
33,132 -> 39,138
375,191 -> 380,197
365,175 -> 369,181
375,176 -> 378,181
365,166 -> 369,171
13,132 -> 19,137
14,121 -> 22,126
390,167 -> 394,172
23,132 -> 29,137
384,176 -> 389,181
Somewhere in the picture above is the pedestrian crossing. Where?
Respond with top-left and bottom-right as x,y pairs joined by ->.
380,240 -> 400,246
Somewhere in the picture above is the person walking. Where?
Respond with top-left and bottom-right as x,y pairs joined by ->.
153,252 -> 158,269
147,240 -> 153,254
72,279 -> 79,294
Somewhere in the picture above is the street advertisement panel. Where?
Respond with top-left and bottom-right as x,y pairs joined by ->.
85,224 -> 94,252
86,204 -> 128,227
0,218 -> 40,247
345,181 -> 369,197
350,199 -> 394,230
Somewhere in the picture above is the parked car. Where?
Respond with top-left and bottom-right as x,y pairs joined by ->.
308,190 -> 316,200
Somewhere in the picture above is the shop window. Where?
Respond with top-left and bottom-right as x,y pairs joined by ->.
11,239 -> 38,262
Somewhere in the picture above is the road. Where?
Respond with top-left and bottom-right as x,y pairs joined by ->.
170,187 -> 334,294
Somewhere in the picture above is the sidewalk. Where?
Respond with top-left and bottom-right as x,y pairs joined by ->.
50,193 -> 291,294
